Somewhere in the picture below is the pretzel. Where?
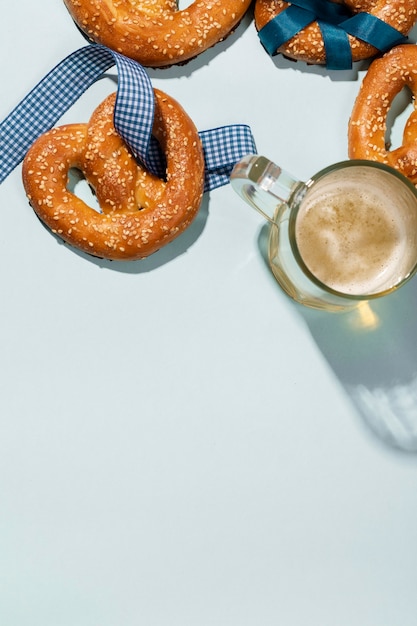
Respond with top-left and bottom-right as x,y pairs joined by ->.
63,0 -> 252,68
255,1 -> 417,66
348,44 -> 417,184
22,90 -> 205,260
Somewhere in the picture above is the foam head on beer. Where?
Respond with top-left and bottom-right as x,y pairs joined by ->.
293,165 -> 417,297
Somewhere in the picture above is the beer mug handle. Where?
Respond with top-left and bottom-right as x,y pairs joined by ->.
230,154 -> 302,223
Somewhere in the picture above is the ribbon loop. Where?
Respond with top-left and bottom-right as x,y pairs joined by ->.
342,13 -> 407,51
259,5 -> 316,55
200,125 -> 257,191
318,21 -> 352,70
290,0 -> 350,23
0,45 -> 256,191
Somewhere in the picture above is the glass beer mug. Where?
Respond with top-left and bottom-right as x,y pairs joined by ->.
230,156 -> 417,312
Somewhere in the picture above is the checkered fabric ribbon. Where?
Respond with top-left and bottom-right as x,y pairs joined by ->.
258,0 -> 407,70
0,44 -> 256,192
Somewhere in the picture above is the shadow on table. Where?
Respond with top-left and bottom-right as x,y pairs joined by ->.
258,225 -> 417,454
300,285 -> 417,454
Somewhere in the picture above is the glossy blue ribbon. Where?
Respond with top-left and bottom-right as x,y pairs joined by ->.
258,0 -> 407,70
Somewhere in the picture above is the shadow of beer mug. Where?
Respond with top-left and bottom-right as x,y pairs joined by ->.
256,223 -> 417,452
301,282 -> 417,452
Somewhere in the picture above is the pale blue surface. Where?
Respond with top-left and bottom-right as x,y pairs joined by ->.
1,2 -> 417,625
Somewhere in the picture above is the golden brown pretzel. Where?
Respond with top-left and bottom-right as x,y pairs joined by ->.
255,1 -> 417,65
63,0 -> 252,67
22,90 -> 205,260
348,44 -> 417,184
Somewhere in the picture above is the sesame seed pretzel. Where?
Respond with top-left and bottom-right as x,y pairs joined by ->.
254,0 -> 417,66
63,0 -> 252,67
348,44 -> 417,184
22,90 -> 205,260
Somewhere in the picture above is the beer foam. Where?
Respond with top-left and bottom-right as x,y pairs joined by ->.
295,188 -> 409,295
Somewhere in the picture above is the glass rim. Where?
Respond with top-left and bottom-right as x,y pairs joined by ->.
288,160 -> 417,301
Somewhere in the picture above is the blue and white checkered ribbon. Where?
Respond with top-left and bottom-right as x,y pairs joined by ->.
0,45 -> 256,192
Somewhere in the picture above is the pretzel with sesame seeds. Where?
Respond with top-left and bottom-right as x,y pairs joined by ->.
63,0 -> 252,68
255,1 -> 417,66
348,44 -> 417,184
22,90 -> 205,260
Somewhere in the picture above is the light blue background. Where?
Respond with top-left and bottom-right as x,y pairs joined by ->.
1,2 -> 417,624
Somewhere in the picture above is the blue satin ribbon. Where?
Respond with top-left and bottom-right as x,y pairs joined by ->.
342,12 -> 407,49
258,0 -> 407,70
